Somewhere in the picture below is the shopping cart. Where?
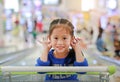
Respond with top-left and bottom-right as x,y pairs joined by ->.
0,65 -> 116,82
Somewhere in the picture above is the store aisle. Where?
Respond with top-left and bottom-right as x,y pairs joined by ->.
0,32 -> 120,82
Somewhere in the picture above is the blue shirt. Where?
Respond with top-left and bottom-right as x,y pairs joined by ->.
36,49 -> 88,80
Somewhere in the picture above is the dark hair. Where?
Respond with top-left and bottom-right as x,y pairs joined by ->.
49,18 -> 74,36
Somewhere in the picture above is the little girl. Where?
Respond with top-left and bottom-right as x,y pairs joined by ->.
36,18 -> 88,80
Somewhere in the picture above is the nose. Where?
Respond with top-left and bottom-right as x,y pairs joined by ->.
57,39 -> 63,45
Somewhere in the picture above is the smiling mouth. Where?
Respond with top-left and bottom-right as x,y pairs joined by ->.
57,47 -> 64,49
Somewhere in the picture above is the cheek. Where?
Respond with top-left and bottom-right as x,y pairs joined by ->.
66,40 -> 71,45
50,39 -> 56,45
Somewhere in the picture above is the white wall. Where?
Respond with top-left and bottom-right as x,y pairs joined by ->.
59,0 -> 81,11
60,0 -> 120,12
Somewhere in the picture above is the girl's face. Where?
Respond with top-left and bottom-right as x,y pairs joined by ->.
49,27 -> 73,53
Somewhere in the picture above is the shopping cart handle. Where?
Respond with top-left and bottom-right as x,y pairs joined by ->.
0,65 -> 116,75
47,65 -> 116,75
86,65 -> 116,75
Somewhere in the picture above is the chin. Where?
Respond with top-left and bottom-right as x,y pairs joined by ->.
56,48 -> 66,53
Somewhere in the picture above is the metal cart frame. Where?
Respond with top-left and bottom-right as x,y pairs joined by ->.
0,66 -> 116,82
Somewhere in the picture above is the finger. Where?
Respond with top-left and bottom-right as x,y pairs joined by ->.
73,38 -> 77,43
37,36 -> 44,42
36,40 -> 43,46
42,37 -> 47,41
70,41 -> 75,47
48,42 -> 52,48
75,38 -> 82,43
47,40 -> 51,44
42,36 -> 49,43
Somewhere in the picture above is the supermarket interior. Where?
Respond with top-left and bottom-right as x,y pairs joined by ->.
0,0 -> 120,82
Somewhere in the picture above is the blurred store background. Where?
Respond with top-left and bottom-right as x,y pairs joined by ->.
0,0 -> 120,82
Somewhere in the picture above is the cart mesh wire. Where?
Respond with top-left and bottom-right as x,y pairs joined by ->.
2,74 -> 103,82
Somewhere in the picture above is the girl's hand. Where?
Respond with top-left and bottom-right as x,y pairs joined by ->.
37,36 -> 52,62
71,37 -> 87,62
37,36 -> 52,52
71,37 -> 87,52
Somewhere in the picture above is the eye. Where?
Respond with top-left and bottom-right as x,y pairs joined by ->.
54,37 -> 58,40
63,37 -> 67,40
